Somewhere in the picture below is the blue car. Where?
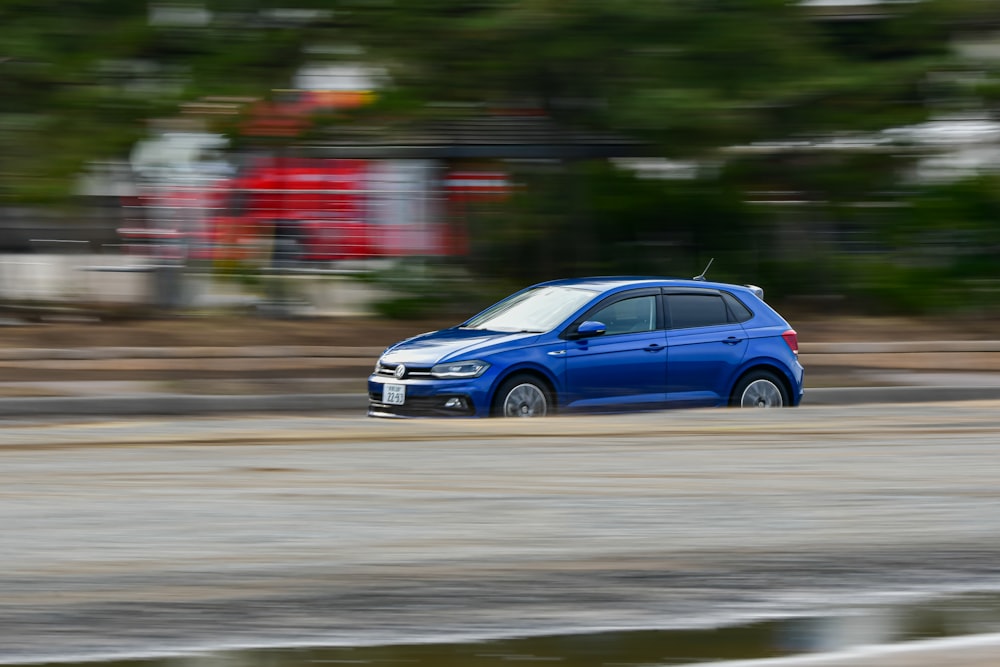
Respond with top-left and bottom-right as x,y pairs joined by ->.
368,276 -> 803,418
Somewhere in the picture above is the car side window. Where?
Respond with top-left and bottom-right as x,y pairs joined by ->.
591,295 -> 657,336
722,292 -> 753,323
667,293 -> 730,329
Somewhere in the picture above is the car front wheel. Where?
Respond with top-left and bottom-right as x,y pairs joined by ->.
732,371 -> 788,408
493,375 -> 551,417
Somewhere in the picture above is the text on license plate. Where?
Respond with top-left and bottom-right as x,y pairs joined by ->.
382,383 -> 405,405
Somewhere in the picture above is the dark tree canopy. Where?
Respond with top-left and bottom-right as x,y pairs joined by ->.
1,0 -> 998,198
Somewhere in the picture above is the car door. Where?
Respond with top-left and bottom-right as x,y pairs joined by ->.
664,289 -> 748,407
562,290 -> 667,411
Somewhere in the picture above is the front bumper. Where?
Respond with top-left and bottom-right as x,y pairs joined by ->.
367,375 -> 489,418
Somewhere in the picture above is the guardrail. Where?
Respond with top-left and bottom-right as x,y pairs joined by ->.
0,253 -> 390,316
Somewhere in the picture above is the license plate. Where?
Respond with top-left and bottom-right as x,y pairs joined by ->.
382,383 -> 405,405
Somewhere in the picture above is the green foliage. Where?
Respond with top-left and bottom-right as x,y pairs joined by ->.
0,1 -> 315,201
1,0 -> 999,317
329,0 -> 1000,316
1,0 -> 991,202
336,0 -> 972,152
368,260 -> 506,321
817,175 -> 1000,315
845,259 -> 946,315
468,162 -> 761,284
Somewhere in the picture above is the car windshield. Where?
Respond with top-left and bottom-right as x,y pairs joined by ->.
462,286 -> 597,333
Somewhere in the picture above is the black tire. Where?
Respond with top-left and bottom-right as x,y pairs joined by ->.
492,375 -> 552,418
730,370 -> 788,408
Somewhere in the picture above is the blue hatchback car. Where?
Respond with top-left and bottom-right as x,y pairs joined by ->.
368,276 -> 804,418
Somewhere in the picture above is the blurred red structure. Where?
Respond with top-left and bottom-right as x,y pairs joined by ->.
119,156 -> 510,264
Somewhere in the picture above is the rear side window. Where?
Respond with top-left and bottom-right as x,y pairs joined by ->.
667,293 -> 730,329
722,292 -> 753,323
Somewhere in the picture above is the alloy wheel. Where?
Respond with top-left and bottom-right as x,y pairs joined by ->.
502,383 -> 548,417
740,379 -> 784,408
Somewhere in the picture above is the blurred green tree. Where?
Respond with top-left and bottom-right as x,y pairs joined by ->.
341,0 -> 1000,299
343,0 -> 982,147
2,0 -> 993,199
1,0 -> 998,314
0,0 -> 319,200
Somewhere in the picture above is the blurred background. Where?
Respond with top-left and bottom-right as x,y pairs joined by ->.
2,0 -> 1000,321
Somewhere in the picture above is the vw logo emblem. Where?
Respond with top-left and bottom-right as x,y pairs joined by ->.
394,364 -> 407,379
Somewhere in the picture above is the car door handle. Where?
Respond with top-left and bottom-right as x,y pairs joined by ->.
643,343 -> 665,352
723,336 -> 743,345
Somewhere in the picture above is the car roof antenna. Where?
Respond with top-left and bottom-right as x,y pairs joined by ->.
693,258 -> 714,281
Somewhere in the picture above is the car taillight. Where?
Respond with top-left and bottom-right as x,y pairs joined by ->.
781,329 -> 799,355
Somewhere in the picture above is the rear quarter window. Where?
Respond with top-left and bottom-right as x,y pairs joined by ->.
722,292 -> 754,323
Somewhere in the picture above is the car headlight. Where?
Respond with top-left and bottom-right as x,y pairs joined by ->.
430,360 -> 490,379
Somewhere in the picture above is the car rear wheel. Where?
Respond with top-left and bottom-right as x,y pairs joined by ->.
732,371 -> 787,408
493,375 -> 551,417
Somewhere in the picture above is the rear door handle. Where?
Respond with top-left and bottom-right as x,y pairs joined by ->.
723,336 -> 743,345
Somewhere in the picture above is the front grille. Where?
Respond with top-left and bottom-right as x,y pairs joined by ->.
376,363 -> 432,379
368,393 -> 475,417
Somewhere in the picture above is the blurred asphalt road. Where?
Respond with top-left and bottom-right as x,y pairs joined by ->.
1,341 -> 999,417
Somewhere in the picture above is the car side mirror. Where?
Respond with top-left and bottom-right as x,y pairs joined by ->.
572,320 -> 606,339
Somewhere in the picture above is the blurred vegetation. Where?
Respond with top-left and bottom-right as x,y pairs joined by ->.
467,161 -> 760,284
2,1 -> 1000,314
363,260 -> 508,321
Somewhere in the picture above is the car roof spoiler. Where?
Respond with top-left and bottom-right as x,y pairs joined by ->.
693,258 -> 764,300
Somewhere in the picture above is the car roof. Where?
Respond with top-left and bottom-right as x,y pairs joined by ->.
535,276 -> 752,294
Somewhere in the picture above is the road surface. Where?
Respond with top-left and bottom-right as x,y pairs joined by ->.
2,403 -> 1000,666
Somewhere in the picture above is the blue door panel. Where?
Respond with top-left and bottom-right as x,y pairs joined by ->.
564,331 -> 668,410
666,324 -> 747,406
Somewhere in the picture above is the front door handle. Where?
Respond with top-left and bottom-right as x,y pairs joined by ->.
643,343 -> 665,352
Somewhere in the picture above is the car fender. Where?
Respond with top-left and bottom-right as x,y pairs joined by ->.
730,355 -> 802,404
486,361 -> 562,406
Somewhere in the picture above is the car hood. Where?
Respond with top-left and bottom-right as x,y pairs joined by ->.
380,328 -> 541,366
